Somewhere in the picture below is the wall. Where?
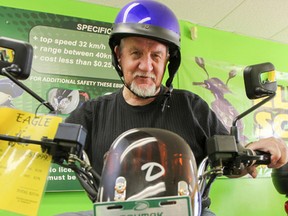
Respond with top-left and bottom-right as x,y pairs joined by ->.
0,0 -> 287,215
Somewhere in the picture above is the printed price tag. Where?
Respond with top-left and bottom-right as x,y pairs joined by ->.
0,107 -> 62,216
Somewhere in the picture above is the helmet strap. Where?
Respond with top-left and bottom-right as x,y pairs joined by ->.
166,51 -> 181,88
161,84 -> 173,112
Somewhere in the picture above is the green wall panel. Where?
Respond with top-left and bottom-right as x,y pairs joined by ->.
0,1 -> 287,216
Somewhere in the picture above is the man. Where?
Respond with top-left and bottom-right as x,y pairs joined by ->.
65,0 -> 288,215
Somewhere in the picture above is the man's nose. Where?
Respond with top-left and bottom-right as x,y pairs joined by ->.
138,55 -> 153,72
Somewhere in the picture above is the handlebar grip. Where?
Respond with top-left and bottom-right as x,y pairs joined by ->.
253,150 -> 271,165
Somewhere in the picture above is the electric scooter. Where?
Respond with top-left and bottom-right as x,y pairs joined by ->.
0,37 -> 286,216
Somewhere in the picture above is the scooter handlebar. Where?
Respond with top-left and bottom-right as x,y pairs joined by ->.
253,150 -> 271,165
206,135 -> 272,176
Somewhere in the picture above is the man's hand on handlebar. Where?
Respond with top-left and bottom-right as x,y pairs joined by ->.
245,137 -> 288,178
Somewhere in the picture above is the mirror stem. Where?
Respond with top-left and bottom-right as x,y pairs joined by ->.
1,66 -> 55,112
231,93 -> 276,143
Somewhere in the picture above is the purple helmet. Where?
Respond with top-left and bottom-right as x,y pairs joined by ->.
97,128 -> 201,216
109,0 -> 181,88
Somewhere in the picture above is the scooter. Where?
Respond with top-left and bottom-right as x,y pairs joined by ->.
0,37 -> 285,216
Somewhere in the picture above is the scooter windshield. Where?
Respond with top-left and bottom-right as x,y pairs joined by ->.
97,128 -> 201,216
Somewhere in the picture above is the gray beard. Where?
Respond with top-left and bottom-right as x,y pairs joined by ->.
130,81 -> 157,97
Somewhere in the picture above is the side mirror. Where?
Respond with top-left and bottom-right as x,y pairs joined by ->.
0,37 -> 33,80
244,62 -> 277,99
0,37 -> 54,111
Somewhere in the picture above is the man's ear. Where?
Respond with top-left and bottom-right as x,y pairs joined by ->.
114,45 -> 120,62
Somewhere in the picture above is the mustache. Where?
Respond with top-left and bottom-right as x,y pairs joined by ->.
133,72 -> 156,80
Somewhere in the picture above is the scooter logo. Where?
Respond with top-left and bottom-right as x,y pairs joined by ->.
132,201 -> 164,216
133,201 -> 149,211
141,162 -> 165,182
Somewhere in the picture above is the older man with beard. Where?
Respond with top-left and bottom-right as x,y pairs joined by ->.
65,1 -> 288,215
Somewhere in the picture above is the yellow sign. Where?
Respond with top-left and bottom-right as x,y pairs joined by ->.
0,107 -> 62,216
